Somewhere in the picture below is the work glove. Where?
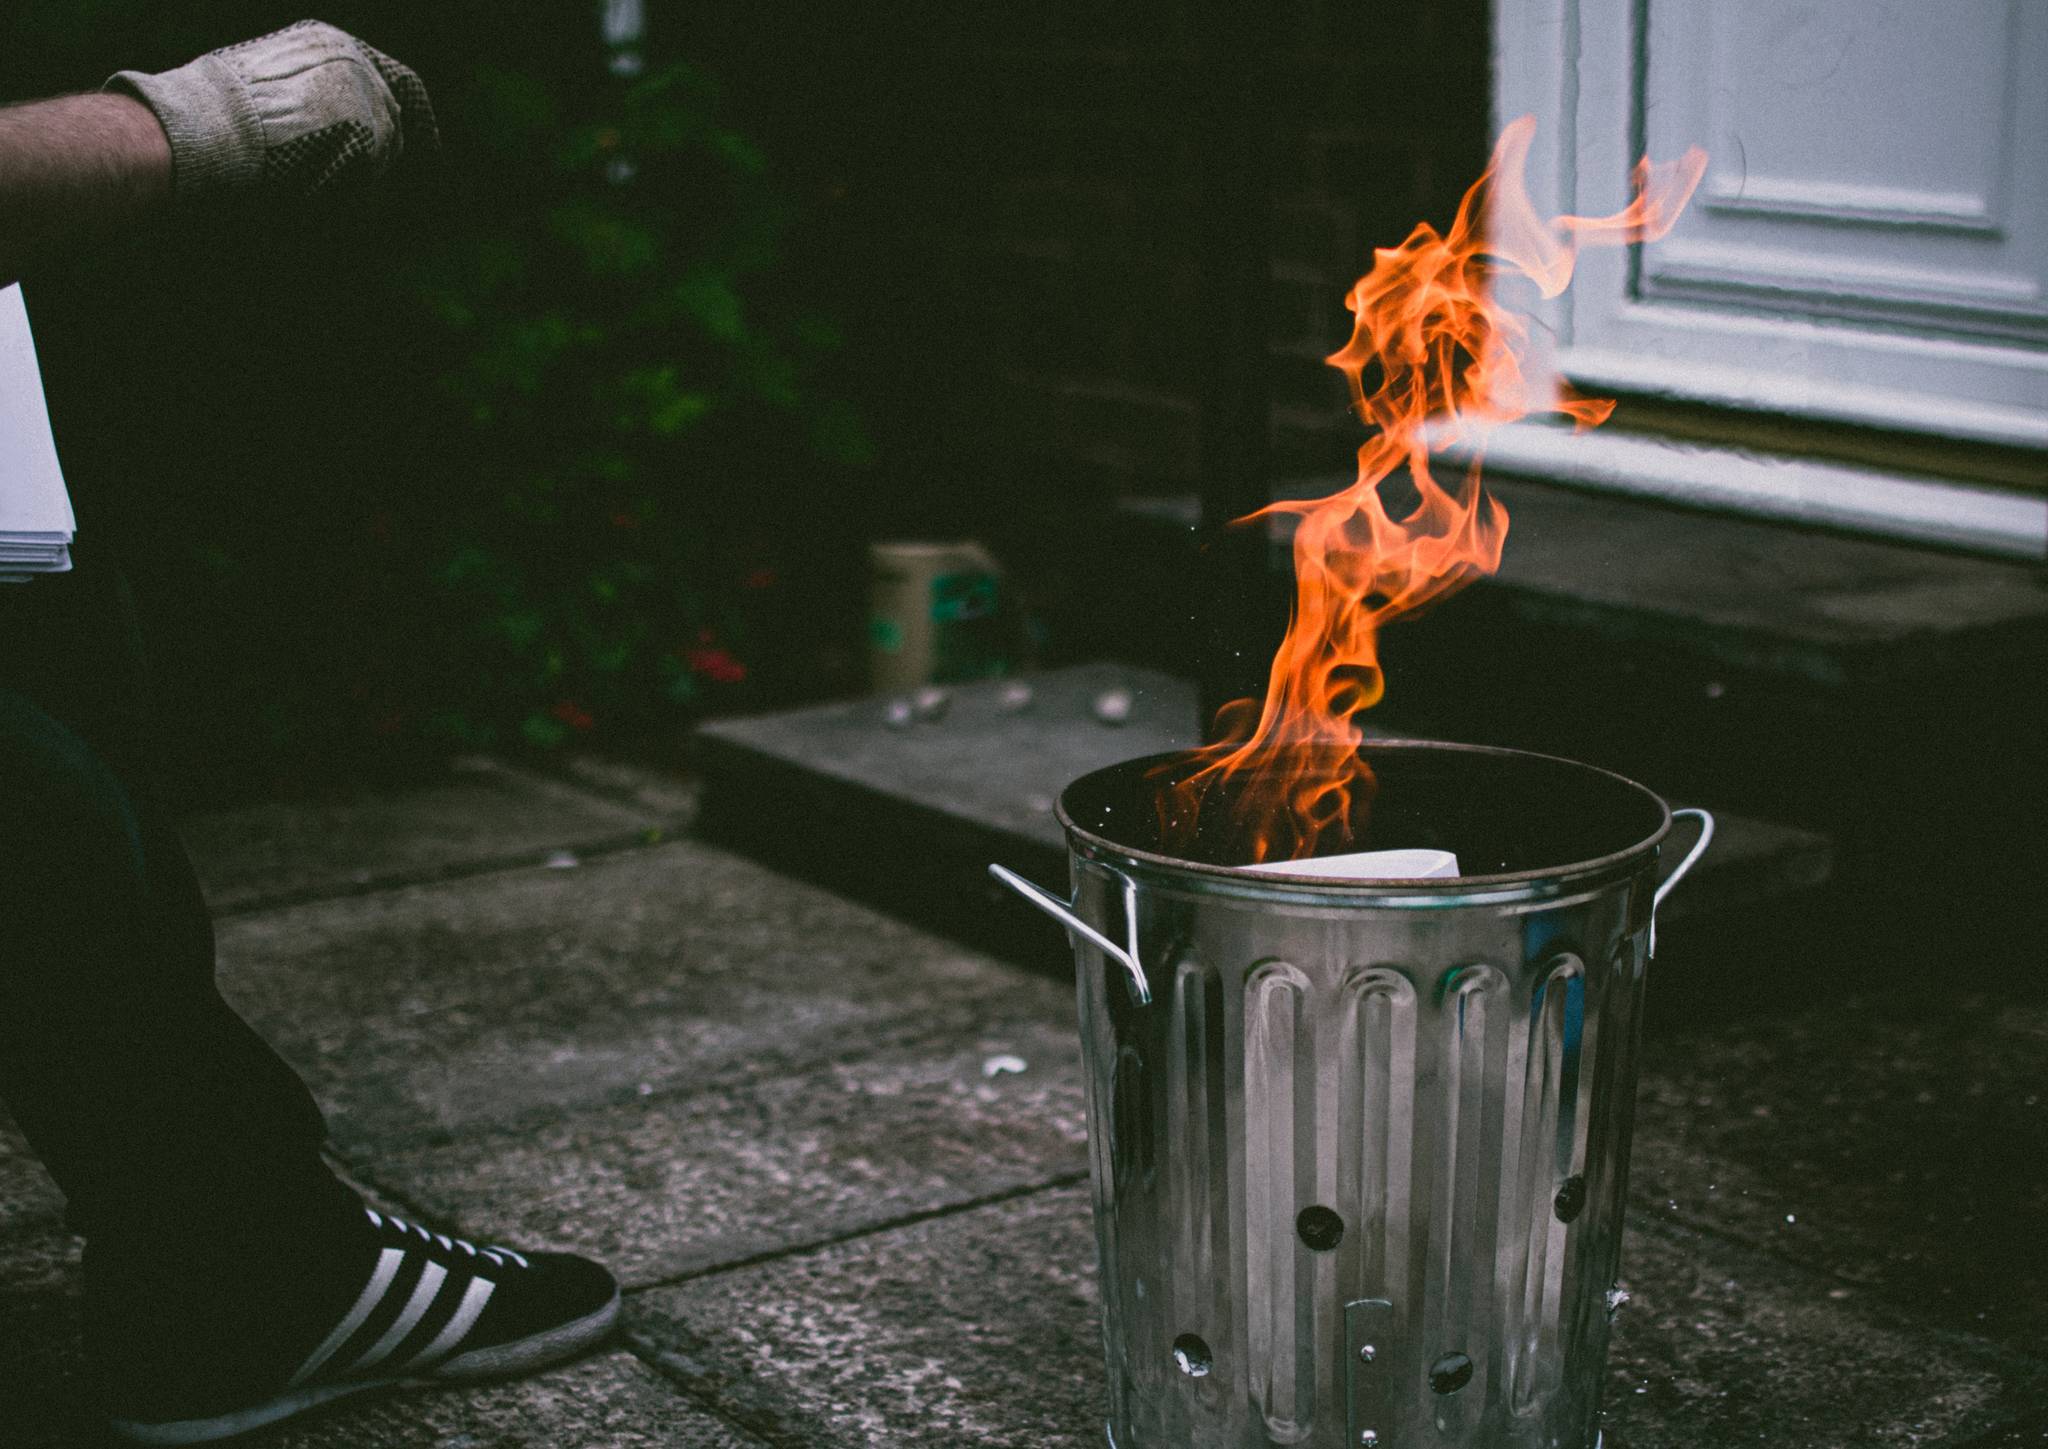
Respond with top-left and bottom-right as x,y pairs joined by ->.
105,20 -> 438,204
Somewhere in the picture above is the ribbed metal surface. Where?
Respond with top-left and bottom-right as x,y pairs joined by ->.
1073,864 -> 1651,1449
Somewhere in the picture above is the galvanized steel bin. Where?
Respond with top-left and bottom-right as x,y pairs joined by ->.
994,742 -> 1711,1449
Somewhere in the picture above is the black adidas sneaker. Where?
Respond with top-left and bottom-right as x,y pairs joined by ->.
94,1206 -> 619,1445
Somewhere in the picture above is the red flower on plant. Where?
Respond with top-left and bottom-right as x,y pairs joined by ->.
683,633 -> 747,684
550,699 -> 597,732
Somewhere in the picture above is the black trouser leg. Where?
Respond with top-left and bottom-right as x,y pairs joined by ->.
0,560 -> 355,1245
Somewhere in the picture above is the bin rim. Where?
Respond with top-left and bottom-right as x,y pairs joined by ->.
1056,740 -> 1674,909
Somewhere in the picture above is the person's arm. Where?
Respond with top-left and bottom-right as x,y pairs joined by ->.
0,94 -> 172,289
0,20 -> 435,290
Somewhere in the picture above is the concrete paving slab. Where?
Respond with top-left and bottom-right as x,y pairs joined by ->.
628,1184 -> 1105,1449
629,1183 -> 2036,1449
0,1115 -> 66,1246
183,757 -> 675,914
0,1350 -> 764,1449
1630,993 -> 2048,1356
1949,1409 -> 2048,1447
363,1013 -> 1087,1289
213,841 -> 1073,1150
270,1352 -> 768,1448
1603,1216 -> 2041,1448
550,756 -> 702,820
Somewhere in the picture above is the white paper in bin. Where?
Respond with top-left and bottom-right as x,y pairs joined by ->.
1238,847 -> 1460,880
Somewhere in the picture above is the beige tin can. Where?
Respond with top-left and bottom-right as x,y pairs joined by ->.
867,540 -> 1007,693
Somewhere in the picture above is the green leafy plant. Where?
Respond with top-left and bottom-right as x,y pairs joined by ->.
386,59 -> 870,751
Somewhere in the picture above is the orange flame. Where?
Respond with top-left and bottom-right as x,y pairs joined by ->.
1163,116 -> 1706,863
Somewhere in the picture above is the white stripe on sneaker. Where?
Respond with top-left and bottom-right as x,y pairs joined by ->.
346,1261 -> 447,1375
402,1274 -> 496,1372
287,1248 -> 404,1388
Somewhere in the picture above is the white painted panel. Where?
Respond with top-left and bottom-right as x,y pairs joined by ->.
1497,0 -> 2048,455
1639,0 -> 2045,342
1693,2 -> 2013,234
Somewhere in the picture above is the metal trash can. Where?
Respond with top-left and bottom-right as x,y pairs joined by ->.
992,742 -> 1711,1449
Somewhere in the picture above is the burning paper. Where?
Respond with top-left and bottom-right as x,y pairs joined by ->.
1239,848 -> 1459,881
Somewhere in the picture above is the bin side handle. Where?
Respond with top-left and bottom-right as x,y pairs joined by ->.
989,863 -> 1153,1005
1650,807 -> 1715,957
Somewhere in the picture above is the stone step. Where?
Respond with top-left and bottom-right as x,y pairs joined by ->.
1121,476 -> 2048,692
694,664 -> 1834,1021
1111,480 -> 2048,813
1105,481 -> 2044,964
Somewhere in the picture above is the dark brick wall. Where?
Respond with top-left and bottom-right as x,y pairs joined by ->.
676,1 -> 1493,542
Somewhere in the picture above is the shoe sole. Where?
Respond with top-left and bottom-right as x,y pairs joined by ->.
431,1288 -> 621,1381
106,1290 -> 621,1445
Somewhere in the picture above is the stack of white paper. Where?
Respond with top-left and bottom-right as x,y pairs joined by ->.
1,284 -> 75,583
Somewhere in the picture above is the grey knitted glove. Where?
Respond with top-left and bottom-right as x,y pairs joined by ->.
105,20 -> 438,204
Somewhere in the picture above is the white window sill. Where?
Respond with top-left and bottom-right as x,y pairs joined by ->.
1431,420 -> 2047,561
